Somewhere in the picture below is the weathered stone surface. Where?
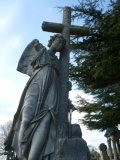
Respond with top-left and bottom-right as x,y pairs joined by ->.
55,138 -> 90,160
42,21 -> 89,36
42,6 -> 89,139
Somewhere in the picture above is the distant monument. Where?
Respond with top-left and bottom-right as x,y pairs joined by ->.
104,127 -> 120,160
99,143 -> 109,160
4,6 -> 90,160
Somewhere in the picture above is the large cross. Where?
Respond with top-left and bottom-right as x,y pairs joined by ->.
42,6 -> 89,138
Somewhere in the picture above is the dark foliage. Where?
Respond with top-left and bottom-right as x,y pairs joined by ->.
70,0 -> 120,131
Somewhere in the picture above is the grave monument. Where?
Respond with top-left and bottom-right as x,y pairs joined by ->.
99,143 -> 109,160
104,127 -> 120,160
4,6 -> 90,160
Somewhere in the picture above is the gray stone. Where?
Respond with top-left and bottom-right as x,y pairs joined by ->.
4,34 -> 66,160
55,138 -> 90,160
42,6 -> 89,139
54,124 -> 90,160
99,143 -> 109,160
4,6 -> 90,160
42,6 -> 89,160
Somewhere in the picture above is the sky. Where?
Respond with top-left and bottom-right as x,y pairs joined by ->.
0,0 -> 108,151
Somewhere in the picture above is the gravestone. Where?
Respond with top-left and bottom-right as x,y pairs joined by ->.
42,6 -> 90,160
54,124 -> 90,160
99,143 -> 109,160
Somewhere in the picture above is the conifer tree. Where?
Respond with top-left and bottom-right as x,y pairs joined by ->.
70,0 -> 120,131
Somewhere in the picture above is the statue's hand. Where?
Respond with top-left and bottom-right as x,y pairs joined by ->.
67,81 -> 72,91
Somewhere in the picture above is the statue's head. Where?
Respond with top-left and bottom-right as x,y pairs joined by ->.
48,34 -> 66,51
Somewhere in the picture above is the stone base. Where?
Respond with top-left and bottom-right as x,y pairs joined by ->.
54,137 -> 90,160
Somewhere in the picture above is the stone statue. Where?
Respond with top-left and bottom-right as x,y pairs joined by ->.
4,34 -> 66,160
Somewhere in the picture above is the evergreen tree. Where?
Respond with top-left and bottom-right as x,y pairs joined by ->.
70,0 -> 120,131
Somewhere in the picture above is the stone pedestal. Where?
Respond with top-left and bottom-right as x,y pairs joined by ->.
54,137 -> 90,160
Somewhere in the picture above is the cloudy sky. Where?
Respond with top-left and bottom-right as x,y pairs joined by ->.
0,0 -> 108,149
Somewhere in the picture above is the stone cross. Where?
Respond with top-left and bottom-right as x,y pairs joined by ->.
99,143 -> 109,160
42,6 -> 89,138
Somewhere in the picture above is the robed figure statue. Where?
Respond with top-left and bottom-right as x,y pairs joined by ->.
4,34 -> 66,160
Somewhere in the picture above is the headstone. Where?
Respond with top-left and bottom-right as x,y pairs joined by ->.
99,143 -> 109,160
54,124 -> 90,160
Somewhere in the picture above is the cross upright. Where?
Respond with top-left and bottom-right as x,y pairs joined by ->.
42,6 -> 89,138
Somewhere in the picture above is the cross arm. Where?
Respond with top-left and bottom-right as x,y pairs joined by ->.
42,21 -> 89,36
